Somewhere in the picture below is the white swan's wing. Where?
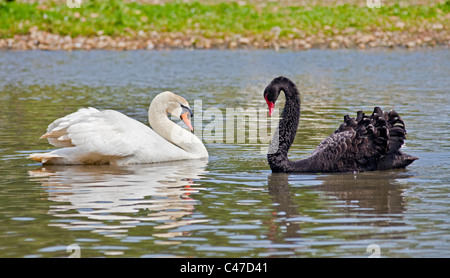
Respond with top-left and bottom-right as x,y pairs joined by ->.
42,108 -> 138,157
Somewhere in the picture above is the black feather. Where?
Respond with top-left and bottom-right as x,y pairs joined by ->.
265,76 -> 417,173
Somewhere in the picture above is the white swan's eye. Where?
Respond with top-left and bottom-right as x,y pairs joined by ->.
180,104 -> 193,119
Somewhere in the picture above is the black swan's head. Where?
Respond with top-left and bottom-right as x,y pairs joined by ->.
263,76 -> 296,116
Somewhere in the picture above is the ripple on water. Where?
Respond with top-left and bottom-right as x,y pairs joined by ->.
0,49 -> 449,257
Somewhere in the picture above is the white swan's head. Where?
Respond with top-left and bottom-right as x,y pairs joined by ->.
149,91 -> 194,131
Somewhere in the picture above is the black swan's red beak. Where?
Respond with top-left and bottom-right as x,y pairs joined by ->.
265,96 -> 274,116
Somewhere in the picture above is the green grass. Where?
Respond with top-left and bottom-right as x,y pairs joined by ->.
0,0 -> 448,38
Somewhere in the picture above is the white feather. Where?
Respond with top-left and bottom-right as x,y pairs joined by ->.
29,92 -> 208,165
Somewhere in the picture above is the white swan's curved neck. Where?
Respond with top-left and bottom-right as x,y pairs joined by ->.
148,102 -> 208,158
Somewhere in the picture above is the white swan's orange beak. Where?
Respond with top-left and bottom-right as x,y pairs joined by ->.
265,97 -> 274,116
181,112 -> 194,131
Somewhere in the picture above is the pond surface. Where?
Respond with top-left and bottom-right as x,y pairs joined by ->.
0,49 -> 449,258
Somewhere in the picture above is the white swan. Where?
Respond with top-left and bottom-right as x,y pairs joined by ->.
29,91 -> 208,165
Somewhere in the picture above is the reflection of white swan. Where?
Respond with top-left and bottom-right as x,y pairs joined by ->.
29,91 -> 208,165
29,159 -> 208,237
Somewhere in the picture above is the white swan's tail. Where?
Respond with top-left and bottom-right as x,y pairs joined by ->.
28,152 -> 62,164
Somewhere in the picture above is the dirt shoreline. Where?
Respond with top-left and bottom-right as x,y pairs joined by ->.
1,27 -> 448,50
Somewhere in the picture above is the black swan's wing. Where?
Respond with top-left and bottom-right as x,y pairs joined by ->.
310,107 -> 410,172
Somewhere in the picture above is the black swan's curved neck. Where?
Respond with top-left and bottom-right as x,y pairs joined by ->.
267,78 -> 310,172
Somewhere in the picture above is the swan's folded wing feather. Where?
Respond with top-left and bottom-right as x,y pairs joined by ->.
311,107 -> 392,171
311,129 -> 385,172
42,107 -> 101,148
311,130 -> 356,163
43,108 -> 156,157
385,110 -> 406,153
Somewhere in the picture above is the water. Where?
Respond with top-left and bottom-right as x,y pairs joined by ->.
0,49 -> 449,258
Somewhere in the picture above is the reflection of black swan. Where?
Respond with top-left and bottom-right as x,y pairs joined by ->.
263,76 -> 418,173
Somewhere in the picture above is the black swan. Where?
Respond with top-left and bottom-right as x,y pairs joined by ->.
263,76 -> 417,173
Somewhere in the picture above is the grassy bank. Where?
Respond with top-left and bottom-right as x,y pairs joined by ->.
0,0 -> 449,49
